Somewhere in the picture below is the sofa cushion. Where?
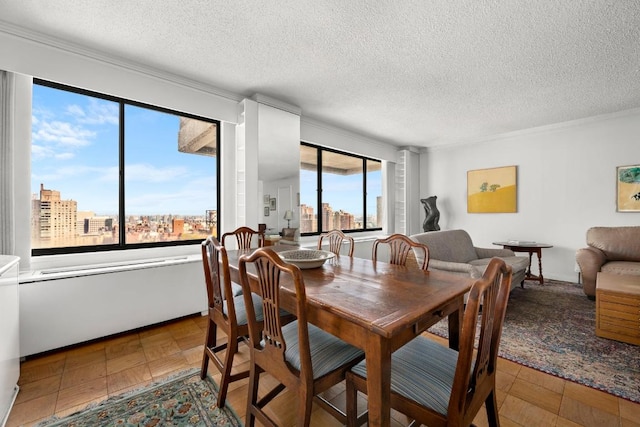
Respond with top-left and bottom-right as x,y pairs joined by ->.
411,230 -> 478,263
469,256 -> 529,283
601,261 -> 640,277
587,227 -> 640,261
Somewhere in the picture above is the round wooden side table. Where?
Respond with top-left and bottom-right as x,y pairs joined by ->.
492,241 -> 553,284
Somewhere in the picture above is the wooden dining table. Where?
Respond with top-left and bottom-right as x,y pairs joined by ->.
225,247 -> 474,427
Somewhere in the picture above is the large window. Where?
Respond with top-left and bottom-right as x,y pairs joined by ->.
31,79 -> 219,255
300,142 -> 382,235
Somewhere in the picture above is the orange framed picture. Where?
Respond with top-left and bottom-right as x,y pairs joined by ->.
467,165 -> 517,213
617,164 -> 640,212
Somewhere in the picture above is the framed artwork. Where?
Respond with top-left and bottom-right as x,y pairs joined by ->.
617,164 -> 640,212
467,165 -> 517,213
264,206 -> 270,216
263,194 -> 270,204
269,198 -> 277,211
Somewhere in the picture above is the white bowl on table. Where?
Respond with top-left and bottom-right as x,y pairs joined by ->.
278,249 -> 336,269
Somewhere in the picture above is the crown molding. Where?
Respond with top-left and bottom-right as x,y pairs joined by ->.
301,115 -> 398,150
0,20 -> 242,103
250,93 -> 301,116
398,146 -> 422,154
426,106 -> 640,153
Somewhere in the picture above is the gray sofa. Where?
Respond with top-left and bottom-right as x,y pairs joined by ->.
410,229 -> 528,290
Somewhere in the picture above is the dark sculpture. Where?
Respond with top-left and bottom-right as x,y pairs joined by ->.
421,196 -> 440,232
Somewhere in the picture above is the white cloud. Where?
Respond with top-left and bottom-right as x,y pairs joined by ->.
32,145 -> 75,162
33,165 -> 115,183
125,178 -> 217,214
54,152 -> 75,160
66,104 -> 85,119
31,144 -> 55,160
32,163 -> 192,190
31,97 -> 117,160
67,99 -> 118,125
33,121 -> 95,148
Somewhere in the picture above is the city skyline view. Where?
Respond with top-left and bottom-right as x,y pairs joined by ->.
300,167 -> 382,218
32,82 -> 381,241
32,83 -> 217,216
30,182 -> 216,249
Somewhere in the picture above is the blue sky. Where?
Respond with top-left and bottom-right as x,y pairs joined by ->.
32,84 -> 217,216
32,83 -> 380,218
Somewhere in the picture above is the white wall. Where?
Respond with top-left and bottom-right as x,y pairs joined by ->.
421,109 -> 640,282
255,100 -> 301,232
13,74 -> 32,270
20,259 -> 205,356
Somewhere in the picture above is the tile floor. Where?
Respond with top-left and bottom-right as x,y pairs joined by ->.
5,314 -> 640,426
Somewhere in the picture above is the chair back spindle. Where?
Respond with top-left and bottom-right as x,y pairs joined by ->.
318,229 -> 355,256
239,249 -> 313,382
372,233 -> 430,270
202,237 -> 239,326
222,226 -> 265,250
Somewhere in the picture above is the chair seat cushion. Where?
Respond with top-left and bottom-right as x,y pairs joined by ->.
220,281 -> 243,299
224,292 -> 264,325
350,336 -> 458,416
230,281 -> 244,297
281,321 -> 364,379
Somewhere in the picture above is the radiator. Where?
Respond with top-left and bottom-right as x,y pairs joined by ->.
19,256 -> 206,357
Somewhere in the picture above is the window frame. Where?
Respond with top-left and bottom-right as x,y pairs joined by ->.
300,141 -> 382,236
32,78 -> 221,256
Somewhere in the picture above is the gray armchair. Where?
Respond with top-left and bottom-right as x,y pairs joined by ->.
409,229 -> 528,290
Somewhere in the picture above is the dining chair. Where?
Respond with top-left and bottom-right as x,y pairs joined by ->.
345,257 -> 513,427
372,233 -> 430,270
238,247 -> 365,427
317,229 -> 355,256
221,226 -> 266,296
200,236 -> 265,407
221,226 -> 265,250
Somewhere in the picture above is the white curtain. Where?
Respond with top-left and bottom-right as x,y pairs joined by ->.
0,70 -> 16,255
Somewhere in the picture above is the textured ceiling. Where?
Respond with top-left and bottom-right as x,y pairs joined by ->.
1,1 -> 639,148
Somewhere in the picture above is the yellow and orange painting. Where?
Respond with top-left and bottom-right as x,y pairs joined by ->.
617,165 -> 640,212
467,166 -> 517,213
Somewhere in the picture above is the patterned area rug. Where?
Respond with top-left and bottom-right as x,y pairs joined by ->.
429,280 -> 640,403
36,369 -> 242,426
